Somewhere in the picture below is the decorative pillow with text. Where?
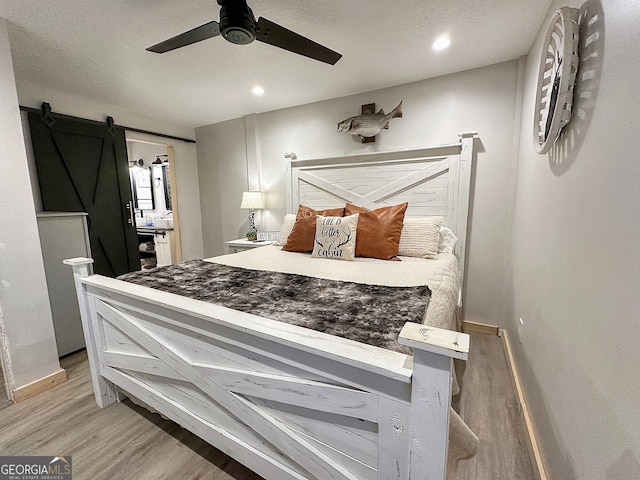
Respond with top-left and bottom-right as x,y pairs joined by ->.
311,214 -> 359,261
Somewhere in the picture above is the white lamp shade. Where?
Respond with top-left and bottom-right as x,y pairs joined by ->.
240,191 -> 264,209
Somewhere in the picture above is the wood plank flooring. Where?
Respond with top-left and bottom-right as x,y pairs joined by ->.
0,364 -> 10,411
453,334 -> 536,480
0,334 -> 535,480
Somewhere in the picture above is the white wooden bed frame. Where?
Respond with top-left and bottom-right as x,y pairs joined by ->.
66,132 -> 477,480
286,132 -> 475,286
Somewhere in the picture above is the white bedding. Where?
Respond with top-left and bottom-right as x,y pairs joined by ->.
207,245 -> 461,331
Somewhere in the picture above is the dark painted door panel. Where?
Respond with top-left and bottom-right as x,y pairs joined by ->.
29,109 -> 140,276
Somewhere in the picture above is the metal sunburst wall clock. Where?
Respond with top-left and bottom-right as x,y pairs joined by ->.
533,6 -> 580,154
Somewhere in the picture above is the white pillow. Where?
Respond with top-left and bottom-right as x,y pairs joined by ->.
311,214 -> 359,261
439,226 -> 458,254
276,213 -> 297,245
397,216 -> 443,259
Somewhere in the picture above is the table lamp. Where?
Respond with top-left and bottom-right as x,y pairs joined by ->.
240,191 -> 264,240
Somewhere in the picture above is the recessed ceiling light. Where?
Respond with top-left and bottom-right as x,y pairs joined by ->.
432,37 -> 451,51
252,86 -> 264,96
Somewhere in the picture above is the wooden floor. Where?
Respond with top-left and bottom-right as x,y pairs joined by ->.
453,334 -> 536,480
0,334 -> 535,480
0,364 -> 10,411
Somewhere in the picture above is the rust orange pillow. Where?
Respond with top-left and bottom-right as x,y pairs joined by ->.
283,205 -> 345,252
344,202 -> 408,260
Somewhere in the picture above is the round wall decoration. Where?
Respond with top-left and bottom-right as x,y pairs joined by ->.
533,7 -> 580,154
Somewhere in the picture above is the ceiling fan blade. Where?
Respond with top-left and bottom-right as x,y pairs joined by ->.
147,21 -> 221,54
255,17 -> 342,65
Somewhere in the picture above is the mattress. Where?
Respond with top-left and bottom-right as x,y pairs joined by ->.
207,245 -> 461,331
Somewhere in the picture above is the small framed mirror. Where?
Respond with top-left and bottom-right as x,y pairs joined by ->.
131,167 -> 154,210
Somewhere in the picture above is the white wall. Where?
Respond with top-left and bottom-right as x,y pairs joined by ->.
0,18 -> 61,391
509,0 -> 640,478
196,117 -> 248,256
196,61 -> 520,323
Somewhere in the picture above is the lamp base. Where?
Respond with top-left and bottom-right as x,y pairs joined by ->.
248,209 -> 257,232
246,209 -> 259,240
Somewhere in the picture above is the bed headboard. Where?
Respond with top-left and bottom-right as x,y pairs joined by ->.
286,132 -> 477,279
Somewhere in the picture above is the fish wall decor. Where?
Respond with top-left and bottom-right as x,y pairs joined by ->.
337,101 -> 403,141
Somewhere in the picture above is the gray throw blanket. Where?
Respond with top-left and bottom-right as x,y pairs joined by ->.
118,260 -> 431,355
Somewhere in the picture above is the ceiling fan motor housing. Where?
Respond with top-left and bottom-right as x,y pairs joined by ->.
218,0 -> 256,44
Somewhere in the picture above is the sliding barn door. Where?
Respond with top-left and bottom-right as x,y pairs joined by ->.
29,108 -> 140,276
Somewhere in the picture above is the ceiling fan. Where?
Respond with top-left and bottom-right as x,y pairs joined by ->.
146,0 -> 342,65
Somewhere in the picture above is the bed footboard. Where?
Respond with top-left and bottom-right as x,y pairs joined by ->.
66,257 -> 469,480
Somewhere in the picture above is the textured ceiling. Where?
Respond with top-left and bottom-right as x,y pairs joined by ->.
0,0 -> 553,128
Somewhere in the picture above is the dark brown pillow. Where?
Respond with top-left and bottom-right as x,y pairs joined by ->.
344,202 -> 408,260
283,205 -> 345,252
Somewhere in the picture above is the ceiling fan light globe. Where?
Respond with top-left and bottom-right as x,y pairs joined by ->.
223,26 -> 255,44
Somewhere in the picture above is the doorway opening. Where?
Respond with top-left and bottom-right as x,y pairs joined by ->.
126,139 -> 182,270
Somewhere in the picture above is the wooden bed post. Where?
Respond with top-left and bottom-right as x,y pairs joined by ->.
64,257 -> 120,408
398,322 -> 470,480
455,131 -> 476,289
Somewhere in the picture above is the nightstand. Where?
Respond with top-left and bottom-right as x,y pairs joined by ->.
224,238 -> 276,254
